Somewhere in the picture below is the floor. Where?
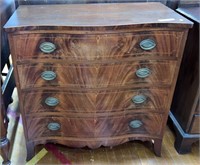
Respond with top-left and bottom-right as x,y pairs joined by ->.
0,89 -> 199,165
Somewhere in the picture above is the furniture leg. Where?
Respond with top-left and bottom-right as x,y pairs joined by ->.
174,130 -> 199,154
0,94 -> 11,165
0,138 -> 10,165
26,142 -> 35,161
153,139 -> 162,157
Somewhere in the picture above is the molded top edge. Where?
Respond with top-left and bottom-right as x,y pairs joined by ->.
4,3 -> 193,31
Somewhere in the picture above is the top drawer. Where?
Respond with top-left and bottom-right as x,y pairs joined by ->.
12,31 -> 182,61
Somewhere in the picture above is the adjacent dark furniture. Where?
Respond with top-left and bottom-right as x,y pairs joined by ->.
169,5 -> 200,154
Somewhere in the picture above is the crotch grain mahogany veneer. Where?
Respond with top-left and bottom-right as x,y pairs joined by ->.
4,3 -> 192,160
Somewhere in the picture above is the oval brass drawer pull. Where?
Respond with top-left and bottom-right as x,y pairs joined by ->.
47,122 -> 60,131
45,97 -> 59,106
136,68 -> 151,78
129,120 -> 143,128
140,39 -> 156,50
41,71 -> 56,81
39,42 -> 56,53
132,95 -> 147,104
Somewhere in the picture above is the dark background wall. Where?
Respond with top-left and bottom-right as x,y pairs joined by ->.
16,0 -> 168,5
16,0 -> 178,9
15,0 -> 199,10
15,0 -> 200,8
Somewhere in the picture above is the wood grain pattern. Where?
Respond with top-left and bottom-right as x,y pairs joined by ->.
4,3 -> 192,31
17,60 -> 177,89
26,113 -> 163,144
22,88 -> 169,114
26,116 -> 95,140
95,113 -> 163,137
12,31 -> 182,61
6,122 -> 200,165
32,137 -> 156,150
4,2 -> 192,160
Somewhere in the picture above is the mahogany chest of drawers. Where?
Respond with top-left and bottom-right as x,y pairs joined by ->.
4,3 -> 192,160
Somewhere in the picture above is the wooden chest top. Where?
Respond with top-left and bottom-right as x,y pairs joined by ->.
4,2 -> 192,31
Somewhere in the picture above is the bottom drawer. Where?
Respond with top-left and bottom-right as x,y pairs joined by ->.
95,113 -> 163,137
26,113 -> 163,140
26,117 -> 95,140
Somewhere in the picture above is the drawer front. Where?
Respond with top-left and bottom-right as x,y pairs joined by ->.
17,60 -> 176,89
189,115 -> 200,134
95,113 -> 163,137
26,113 -> 163,140
22,88 -> 169,114
13,31 -> 181,61
26,116 -> 95,140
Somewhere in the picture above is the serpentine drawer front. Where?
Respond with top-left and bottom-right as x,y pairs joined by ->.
26,113 -> 163,143
17,60 -> 177,89
22,88 -> 169,114
4,2 -> 192,160
12,31 -> 181,61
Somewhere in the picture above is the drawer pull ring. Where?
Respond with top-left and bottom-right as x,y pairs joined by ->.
136,68 -> 151,78
132,95 -> 147,104
129,120 -> 143,128
40,42 -> 56,53
140,39 -> 156,50
48,122 -> 60,131
45,97 -> 59,106
41,71 -> 56,81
